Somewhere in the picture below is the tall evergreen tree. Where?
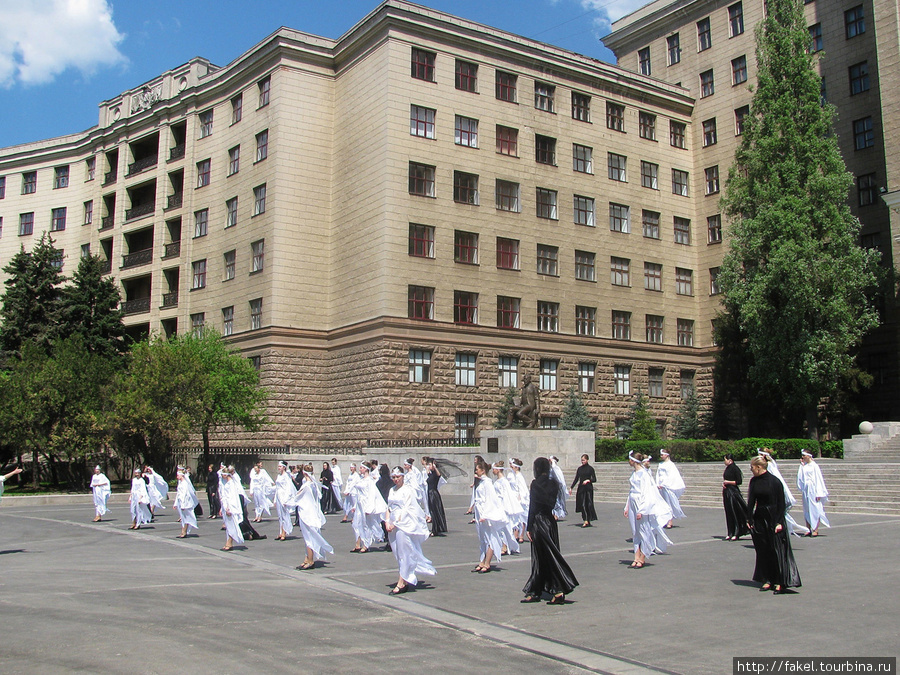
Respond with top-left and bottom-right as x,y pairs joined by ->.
60,255 -> 126,360
627,391 -> 659,441
560,386 -> 595,431
718,0 -> 879,439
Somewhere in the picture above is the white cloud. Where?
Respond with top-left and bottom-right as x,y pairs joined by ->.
579,0 -> 654,30
0,0 -> 126,88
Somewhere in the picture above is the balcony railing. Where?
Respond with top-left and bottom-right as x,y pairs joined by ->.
162,241 -> 181,258
125,202 -> 154,220
103,170 -> 117,186
161,291 -> 179,308
99,260 -> 112,274
168,144 -> 185,161
122,297 -> 151,315
99,216 -> 114,231
121,249 -> 153,270
166,193 -> 183,210
126,155 -> 158,176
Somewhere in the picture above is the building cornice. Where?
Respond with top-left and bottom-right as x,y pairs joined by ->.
604,0 -> 727,56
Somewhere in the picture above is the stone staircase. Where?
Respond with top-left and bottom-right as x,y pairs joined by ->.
842,421 -> 900,462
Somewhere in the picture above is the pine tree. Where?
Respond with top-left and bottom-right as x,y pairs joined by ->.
718,0 -> 879,439
560,386 -> 595,431
674,392 -> 708,440
494,387 -> 518,428
60,255 -> 126,360
628,391 -> 659,441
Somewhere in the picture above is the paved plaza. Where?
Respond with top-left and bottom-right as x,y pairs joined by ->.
1,495 -> 898,674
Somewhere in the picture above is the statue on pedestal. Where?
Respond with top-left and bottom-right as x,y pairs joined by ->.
505,374 -> 540,429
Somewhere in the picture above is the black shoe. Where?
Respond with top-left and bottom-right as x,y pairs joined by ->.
256,534 -> 267,540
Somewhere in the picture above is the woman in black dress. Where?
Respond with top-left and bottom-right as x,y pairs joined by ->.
722,454 -> 750,541
747,456 -> 801,594
319,462 -> 341,514
205,463 -> 221,519
522,457 -> 578,605
425,458 -> 447,536
570,454 -> 597,528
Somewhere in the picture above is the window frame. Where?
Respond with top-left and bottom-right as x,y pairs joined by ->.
410,105 -> 436,139
411,48 -> 436,82
408,285 -> 435,321
453,291 -> 479,325
644,262 -> 662,291
409,223 -> 435,258
455,59 -> 478,92
574,195 -> 595,227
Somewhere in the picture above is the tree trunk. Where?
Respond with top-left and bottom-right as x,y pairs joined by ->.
31,448 -> 39,488
201,426 -> 210,475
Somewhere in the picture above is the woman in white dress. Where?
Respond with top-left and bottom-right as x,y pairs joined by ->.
508,458 -> 530,543
286,464 -> 333,569
128,468 -> 152,530
797,449 -> 830,536
341,464 -> 359,524
273,461 -> 297,541
348,463 -> 387,554
90,466 -> 111,522
219,468 -> 245,551
472,460 -> 508,573
385,466 -> 435,595
624,453 -> 673,567
249,462 -> 275,522
549,456 -> 569,520
142,466 -> 166,521
655,450 -> 686,527
491,462 -> 522,555
174,470 -> 200,538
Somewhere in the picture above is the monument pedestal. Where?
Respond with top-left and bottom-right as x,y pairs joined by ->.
480,429 -> 595,475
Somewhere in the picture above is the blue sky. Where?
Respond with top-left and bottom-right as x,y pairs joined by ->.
0,0 -> 645,150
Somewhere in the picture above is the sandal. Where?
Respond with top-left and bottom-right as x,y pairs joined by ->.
221,546 -> 233,551
759,583 -> 772,592
520,595 -> 541,603
390,585 -> 408,595
471,566 -> 486,573
548,594 -> 566,605
297,562 -> 314,570
633,561 -> 644,569
477,567 -> 491,574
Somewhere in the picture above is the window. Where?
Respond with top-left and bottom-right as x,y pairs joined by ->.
700,70 -> 715,98
536,188 -> 558,220
677,319 -> 694,347
408,286 -> 435,320
858,173 -> 877,206
609,203 -> 630,233
607,102 -> 625,132
249,299 -> 262,330
675,268 -> 694,296
54,166 -> 69,189
574,195 -> 595,226
51,207 -> 66,232
253,184 -> 267,215
697,17 -> 712,51
249,355 -> 261,371
649,368 -> 664,397
191,313 -> 205,334
224,250 -> 236,280
409,223 -> 435,258
83,200 -> 93,226
196,159 -> 210,188
809,23 -> 823,52
453,171 -> 479,205
495,180 -> 520,212
22,171 -> 36,194
641,161 -> 659,189
19,213 -> 34,236
410,105 -> 436,139
729,2 -> 744,37
454,230 -> 478,264
708,215 -> 723,243
192,259 -> 207,289
646,315 -> 664,344
497,237 -> 519,270
573,144 -> 593,173
672,169 -> 689,196
537,244 -> 559,276
572,92 -> 591,122
534,82 -> 555,112
228,146 -> 240,175
608,153 -> 627,182
409,162 -> 435,197
222,307 -> 234,336
645,262 -> 663,291
540,359 -> 559,389
735,105 -> 750,135
0,176 -> 4,199
674,217 -> 691,244
611,257 -> 631,286
496,125 -> 518,156
226,197 -> 238,228
849,61 -> 869,95
199,110 -> 213,138
854,117 -> 874,150
680,370 -> 695,399
667,33 -> 681,65
231,94 -> 243,124
612,311 -> 631,340
535,134 -> 556,165
258,76 -> 271,107
614,365 -> 631,395
190,209 -> 207,238
455,413 -> 477,441
643,210 -> 661,240
456,59 -> 478,92
537,302 -> 559,333
455,116 -> 478,147
497,296 -> 521,329
255,130 -> 268,162
495,71 -> 517,102
86,158 -> 95,181
702,118 -> 718,147
670,120 -> 686,148
638,47 -> 651,75
575,250 -> 595,281
455,353 -> 477,386
732,56 -> 747,85
498,355 -> 518,387
615,419 -> 629,439
710,267 -> 721,295
80,243 -> 90,258
409,349 -> 432,383
845,5 -> 865,38
578,363 -> 595,393
251,239 -> 264,272
454,291 -> 478,325
575,306 -> 596,336
411,48 -> 435,82
639,112 -> 656,140
705,166 -> 720,195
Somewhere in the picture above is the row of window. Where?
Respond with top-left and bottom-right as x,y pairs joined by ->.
191,239 -> 265,289
195,129 -> 267,191
0,166 -> 69,197
189,298 -> 263,335
191,183 -> 266,239
807,4 -> 866,53
198,76 -> 270,139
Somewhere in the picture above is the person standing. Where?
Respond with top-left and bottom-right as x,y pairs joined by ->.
249,462 -> 275,522
722,455 -> 750,541
491,462 -> 522,555
747,456 -> 801,594
219,468 -> 245,551
347,463 -> 387,553
424,458 -> 447,537
319,462 -> 341,514
174,470 -> 200,538
128,468 -> 152,530
570,454 -> 597,528
508,459 -> 530,543
90,466 -> 111,522
472,460 -> 507,573
624,453 -> 655,568
385,466 -> 435,595
205,463 -> 220,519
0,466 -> 24,504
797,449 -> 830,536
655,450 -> 686,528
330,458 -> 344,513
341,464 -> 359,524
287,464 -> 333,569
549,456 -> 568,520
273,461 -> 297,541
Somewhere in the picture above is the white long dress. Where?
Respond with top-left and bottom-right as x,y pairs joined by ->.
641,468 -> 674,552
349,473 -> 387,548
797,460 -> 831,531
342,470 -> 360,520
550,459 -> 568,519
219,477 -> 245,545
387,482 -> 435,586
287,476 -> 333,561
509,468 -> 530,535
174,477 -> 200,533
90,473 -> 111,517
493,475 -> 523,554
474,475 -> 508,563
765,458 -> 809,537
249,468 -> 275,519
330,464 -> 344,510
655,459 -> 686,520
626,468 -> 673,557
129,477 -> 152,525
274,471 -> 298,536
407,465 -> 429,516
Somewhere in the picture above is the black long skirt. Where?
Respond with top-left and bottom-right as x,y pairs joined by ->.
523,513 -> 578,597
320,485 -> 341,514
723,486 -> 750,538
428,488 -> 447,535
751,515 -> 801,589
574,484 -> 597,522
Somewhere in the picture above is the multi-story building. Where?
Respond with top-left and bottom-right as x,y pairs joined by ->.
604,0 -> 900,426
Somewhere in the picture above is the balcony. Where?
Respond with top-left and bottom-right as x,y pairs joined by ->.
122,297 -> 151,315
127,155 -> 158,177
99,216 -> 114,231
162,241 -> 181,259
125,202 -> 154,221
121,249 -> 153,270
161,292 -> 179,308
168,144 -> 185,162
166,193 -> 183,210
103,171 -> 117,186
99,260 -> 112,274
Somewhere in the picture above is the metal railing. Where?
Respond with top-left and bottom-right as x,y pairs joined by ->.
161,291 -> 178,308
99,215 -> 114,231
103,170 -> 117,186
366,438 -> 480,448
125,202 -> 154,220
121,249 -> 152,269
122,297 -> 151,315
166,193 -> 183,210
126,155 -> 158,176
162,241 -> 181,258
168,144 -> 185,161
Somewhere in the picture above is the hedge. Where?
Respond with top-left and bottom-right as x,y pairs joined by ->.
595,438 -> 843,463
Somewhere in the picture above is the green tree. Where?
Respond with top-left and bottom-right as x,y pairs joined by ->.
674,392 -> 710,440
560,386 -> 595,431
494,387 -> 518,428
60,255 -> 126,360
627,391 -> 659,441
718,0 -> 879,439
